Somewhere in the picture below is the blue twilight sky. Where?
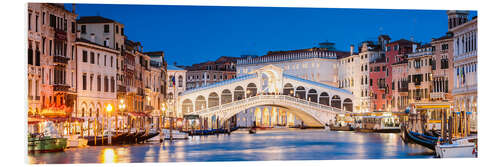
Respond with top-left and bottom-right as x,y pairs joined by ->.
64,4 -> 476,66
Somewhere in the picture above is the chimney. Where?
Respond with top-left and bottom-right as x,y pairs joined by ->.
350,45 -> 354,56
90,33 -> 95,43
72,4 -> 76,14
410,36 -> 414,42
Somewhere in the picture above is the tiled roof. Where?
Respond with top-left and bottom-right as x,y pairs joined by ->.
77,16 -> 117,24
167,65 -> 185,71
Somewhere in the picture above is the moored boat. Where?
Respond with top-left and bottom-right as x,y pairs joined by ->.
435,137 -> 476,158
28,121 -> 68,153
163,129 -> 189,140
331,126 -> 354,131
28,136 -> 67,153
64,135 -> 88,148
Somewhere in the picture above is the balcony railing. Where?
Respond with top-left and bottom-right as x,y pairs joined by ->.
53,56 -> 69,64
117,85 -> 127,93
53,84 -> 70,92
430,92 -> 446,99
55,29 -> 67,40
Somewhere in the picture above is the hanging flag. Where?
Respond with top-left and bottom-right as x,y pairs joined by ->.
171,76 -> 176,87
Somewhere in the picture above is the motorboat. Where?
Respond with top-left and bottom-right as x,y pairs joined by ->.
435,137 -> 477,158
162,129 -> 188,140
28,121 -> 67,153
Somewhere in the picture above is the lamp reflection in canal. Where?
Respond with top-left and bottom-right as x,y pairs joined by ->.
101,148 -> 117,163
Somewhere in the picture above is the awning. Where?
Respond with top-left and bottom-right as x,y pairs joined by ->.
27,116 -> 84,124
128,112 -> 150,117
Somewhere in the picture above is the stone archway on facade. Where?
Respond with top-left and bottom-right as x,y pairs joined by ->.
208,92 -> 220,108
221,89 -> 232,104
234,86 -> 245,101
319,92 -> 329,106
283,83 -> 294,95
195,95 -> 207,111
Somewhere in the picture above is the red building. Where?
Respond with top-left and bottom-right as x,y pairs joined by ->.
370,39 -> 418,112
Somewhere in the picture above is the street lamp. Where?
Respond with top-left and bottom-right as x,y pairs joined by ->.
106,104 -> 113,145
118,99 -> 126,131
161,103 -> 166,129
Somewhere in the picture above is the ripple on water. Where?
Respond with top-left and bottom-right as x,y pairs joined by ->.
27,130 -> 434,164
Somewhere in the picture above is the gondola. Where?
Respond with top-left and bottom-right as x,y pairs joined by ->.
402,125 -> 443,150
137,132 -> 159,143
330,126 -> 354,131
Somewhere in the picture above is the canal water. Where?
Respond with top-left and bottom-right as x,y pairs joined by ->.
28,129 -> 434,164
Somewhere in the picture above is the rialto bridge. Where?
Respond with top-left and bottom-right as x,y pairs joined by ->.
177,65 -> 355,127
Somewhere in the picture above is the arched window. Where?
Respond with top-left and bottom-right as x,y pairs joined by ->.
178,75 -> 183,87
110,77 -> 115,92
104,76 -> 109,92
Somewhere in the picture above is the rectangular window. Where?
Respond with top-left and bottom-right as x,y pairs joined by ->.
42,12 -> 45,25
121,28 -> 124,35
49,40 -> 52,56
71,22 -> 75,33
90,75 -> 94,91
110,56 -> 113,67
115,25 -> 119,34
82,73 -> 87,90
104,55 -> 107,66
42,38 -> 45,54
90,52 -> 95,64
28,13 -> 31,30
97,75 -> 101,91
104,24 -> 109,33
35,15 -> 38,32
82,50 -> 88,62
81,25 -> 86,34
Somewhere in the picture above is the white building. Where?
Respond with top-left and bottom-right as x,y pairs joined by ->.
76,16 -> 125,51
235,43 -> 353,127
75,38 -> 120,131
166,65 -> 187,118
338,53 -> 365,111
450,11 -> 477,132
237,43 -> 350,87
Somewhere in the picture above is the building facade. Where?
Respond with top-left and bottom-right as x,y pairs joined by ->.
28,3 -> 78,118
430,33 -> 454,102
407,44 -> 434,103
166,65 -> 187,118
450,12 -> 477,132
75,38 -> 119,131
185,56 -> 239,90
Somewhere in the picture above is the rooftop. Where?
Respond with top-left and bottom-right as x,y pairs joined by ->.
167,65 -> 186,71
77,16 -> 118,24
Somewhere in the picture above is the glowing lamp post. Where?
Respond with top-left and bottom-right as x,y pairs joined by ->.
106,104 -> 113,145
118,99 -> 126,131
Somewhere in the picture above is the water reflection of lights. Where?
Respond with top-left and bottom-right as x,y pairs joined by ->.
101,148 -> 117,163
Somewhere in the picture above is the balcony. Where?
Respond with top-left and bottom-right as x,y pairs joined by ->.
137,88 -> 145,96
53,84 -> 70,92
55,29 -> 67,40
53,56 -> 69,64
431,92 -> 446,99
117,85 -> 127,93
398,87 -> 409,92
452,84 -> 477,95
